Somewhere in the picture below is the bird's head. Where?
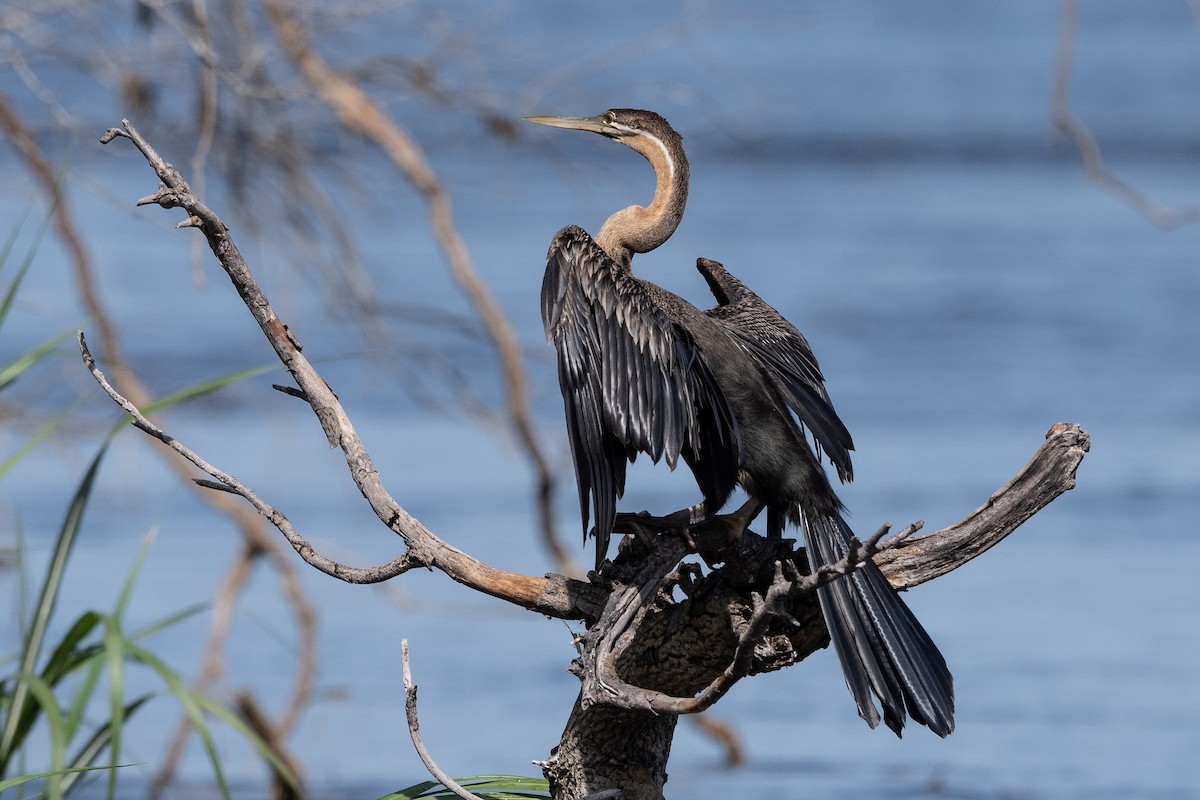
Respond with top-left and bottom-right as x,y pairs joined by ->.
525,109 -> 682,165
526,109 -> 689,264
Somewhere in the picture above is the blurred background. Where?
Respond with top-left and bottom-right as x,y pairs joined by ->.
1,1 -> 1198,798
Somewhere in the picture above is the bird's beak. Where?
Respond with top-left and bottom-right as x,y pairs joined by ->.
524,114 -> 616,137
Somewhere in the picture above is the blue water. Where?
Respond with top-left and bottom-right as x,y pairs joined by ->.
2,3 -> 1200,798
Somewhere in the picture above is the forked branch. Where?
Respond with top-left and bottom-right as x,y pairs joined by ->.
93,121 -> 1088,716
581,522 -> 917,714
96,119 -> 605,622
577,424 -> 1088,714
1053,0 -> 1200,228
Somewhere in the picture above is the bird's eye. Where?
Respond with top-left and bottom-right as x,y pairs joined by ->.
605,111 -> 617,124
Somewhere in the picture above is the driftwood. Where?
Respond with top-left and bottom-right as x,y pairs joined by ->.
90,120 -> 1089,800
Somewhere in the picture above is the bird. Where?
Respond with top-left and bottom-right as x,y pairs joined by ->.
526,108 -> 953,737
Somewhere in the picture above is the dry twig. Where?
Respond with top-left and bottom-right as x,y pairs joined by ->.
1053,0 -> 1200,228
401,640 -> 487,800
0,94 -> 317,798
95,119 -> 605,621
94,121 -> 1089,797
263,0 -> 576,576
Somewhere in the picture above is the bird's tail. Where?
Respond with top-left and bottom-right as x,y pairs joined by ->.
803,511 -> 955,737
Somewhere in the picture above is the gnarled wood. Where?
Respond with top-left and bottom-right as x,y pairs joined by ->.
96,120 -> 1089,800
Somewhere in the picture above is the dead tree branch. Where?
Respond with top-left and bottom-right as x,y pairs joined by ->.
95,118 -> 1088,800
95,119 -> 604,621
0,93 -> 318,798
401,640 -> 487,800
579,522 -> 919,714
262,0 -> 576,577
1052,0 -> 1200,228
873,422 -> 1090,586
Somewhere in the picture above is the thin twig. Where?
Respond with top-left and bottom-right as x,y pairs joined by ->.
80,330 -> 416,585
95,119 -> 606,620
0,94 -> 319,798
262,0 -> 575,576
1052,0 -> 1200,229
401,640 -> 486,800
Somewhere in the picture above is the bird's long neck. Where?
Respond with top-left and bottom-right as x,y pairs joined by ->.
596,131 -> 690,269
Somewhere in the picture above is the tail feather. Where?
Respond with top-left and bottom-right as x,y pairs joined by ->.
803,511 -> 955,737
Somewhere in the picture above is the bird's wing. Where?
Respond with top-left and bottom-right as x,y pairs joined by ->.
544,227 -> 741,568
697,257 -> 854,482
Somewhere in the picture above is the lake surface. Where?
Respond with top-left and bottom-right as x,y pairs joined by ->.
2,3 -> 1199,798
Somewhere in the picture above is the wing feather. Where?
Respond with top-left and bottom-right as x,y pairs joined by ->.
697,257 -> 855,482
543,227 -> 741,569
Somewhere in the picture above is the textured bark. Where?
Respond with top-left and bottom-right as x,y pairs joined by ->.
546,538 -> 826,800
545,424 -> 1089,799
96,121 -> 1089,800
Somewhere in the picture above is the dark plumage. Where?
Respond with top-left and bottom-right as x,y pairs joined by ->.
528,108 -> 954,737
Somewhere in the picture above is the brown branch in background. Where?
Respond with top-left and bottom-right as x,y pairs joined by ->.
186,0 -> 220,287
0,94 -> 317,798
150,541 -> 257,799
262,0 -> 579,578
686,714 -> 744,767
235,692 -> 305,800
1052,0 -> 1200,228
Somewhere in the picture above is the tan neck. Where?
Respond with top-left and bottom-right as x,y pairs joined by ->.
596,129 -> 689,269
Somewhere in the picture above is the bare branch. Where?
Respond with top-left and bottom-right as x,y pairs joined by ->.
261,0 -> 576,576
1052,0 -> 1200,229
80,330 -> 411,584
580,520 -> 920,715
576,424 -> 1088,714
0,94 -> 318,794
873,422 -> 1090,587
94,120 -> 605,620
401,640 -> 487,800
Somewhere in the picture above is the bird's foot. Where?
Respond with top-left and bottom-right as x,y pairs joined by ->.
614,503 -> 706,534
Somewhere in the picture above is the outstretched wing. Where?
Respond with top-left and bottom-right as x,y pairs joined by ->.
543,227 -> 741,569
697,257 -> 854,482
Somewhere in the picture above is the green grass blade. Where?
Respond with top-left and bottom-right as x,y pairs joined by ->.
98,528 -> 157,800
63,650 -> 106,744
0,247 -> 34,335
20,674 -> 67,800
376,776 -> 551,800
129,602 -> 208,643
187,692 -> 305,799
38,612 -> 101,687
0,207 -> 34,272
0,207 -> 53,339
60,694 -> 152,796
376,779 -> 440,800
0,765 -> 119,793
0,328 -> 75,393
123,643 -> 231,800
112,530 -> 156,623
0,445 -> 107,775
100,613 -> 126,800
0,395 -> 88,479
